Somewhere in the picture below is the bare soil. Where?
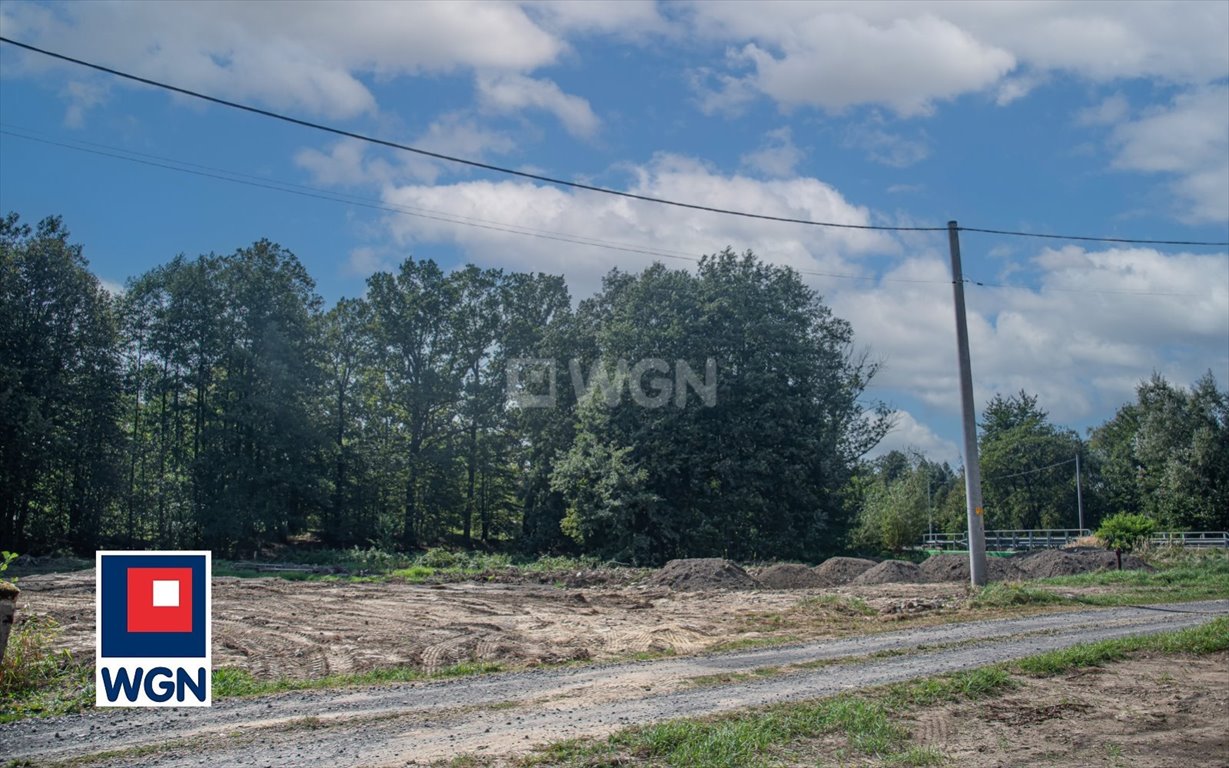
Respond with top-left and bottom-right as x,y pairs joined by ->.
813,556 -> 876,585
904,652 -> 1229,767
2,601 -> 1224,767
853,559 -> 922,585
11,569 -> 977,681
10,547 -> 1154,682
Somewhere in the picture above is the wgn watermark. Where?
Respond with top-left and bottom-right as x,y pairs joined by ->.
507,358 -> 717,409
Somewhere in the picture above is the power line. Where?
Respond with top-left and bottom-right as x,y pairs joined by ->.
2,126 -> 953,285
959,226 -> 1228,248
983,457 -> 1075,481
2,129 -> 1211,296
5,36 -> 1226,248
0,36 -> 943,235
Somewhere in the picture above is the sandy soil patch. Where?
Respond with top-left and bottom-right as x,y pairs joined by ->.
904,652 -> 1229,767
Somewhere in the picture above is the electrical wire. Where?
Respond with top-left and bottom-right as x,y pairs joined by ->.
5,36 -> 1226,248
1,126 -> 954,285
0,36 -> 945,235
983,457 -> 1076,482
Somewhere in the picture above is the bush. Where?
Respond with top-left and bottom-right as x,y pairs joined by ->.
1097,513 -> 1157,569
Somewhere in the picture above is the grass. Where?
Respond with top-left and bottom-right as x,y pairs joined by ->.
1034,549 -> 1229,605
214,547 -> 618,584
513,617 -> 1228,767
0,617 -> 93,723
211,659 -> 505,698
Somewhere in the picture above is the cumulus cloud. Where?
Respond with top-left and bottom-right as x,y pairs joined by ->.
829,246 -> 1229,426
721,13 -> 1014,117
476,73 -> 600,138
376,153 -> 895,295
686,2 -> 1229,115
1108,86 -> 1229,223
0,0 -> 564,120
869,410 -> 960,466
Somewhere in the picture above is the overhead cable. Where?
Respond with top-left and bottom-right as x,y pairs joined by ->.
6,36 -> 1227,248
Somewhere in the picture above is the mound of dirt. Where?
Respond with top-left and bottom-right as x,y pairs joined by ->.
852,559 -> 922,585
813,557 -> 877,586
649,558 -> 761,591
920,554 -> 1023,583
754,563 -> 828,589
1011,548 -> 1151,579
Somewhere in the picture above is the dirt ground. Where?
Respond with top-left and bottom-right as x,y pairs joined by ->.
13,569 -> 974,679
903,652 -> 1229,768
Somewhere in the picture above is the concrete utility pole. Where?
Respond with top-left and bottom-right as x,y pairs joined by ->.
1075,452 -> 1085,531
947,221 -> 988,587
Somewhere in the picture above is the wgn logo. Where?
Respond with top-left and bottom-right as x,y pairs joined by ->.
95,551 -> 212,707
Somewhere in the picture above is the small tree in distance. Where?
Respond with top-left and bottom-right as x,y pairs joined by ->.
1096,513 -> 1157,570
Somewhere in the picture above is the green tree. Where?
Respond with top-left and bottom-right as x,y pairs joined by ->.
553,250 -> 888,563
0,214 -> 124,554
852,451 -> 957,552
979,392 -> 1082,530
1096,512 -> 1156,570
1091,373 -> 1229,530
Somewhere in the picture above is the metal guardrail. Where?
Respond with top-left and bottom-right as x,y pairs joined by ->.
922,529 -> 1091,551
1149,531 -> 1229,548
922,529 -> 1229,551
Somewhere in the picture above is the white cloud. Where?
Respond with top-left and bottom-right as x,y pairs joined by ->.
375,153 -> 895,294
1108,86 -> 1229,223
295,114 -> 516,188
0,0 -> 566,120
829,246 -> 1229,428
721,13 -> 1015,117
476,73 -> 600,138
739,127 -> 804,178
686,2 -> 1229,115
869,410 -> 960,466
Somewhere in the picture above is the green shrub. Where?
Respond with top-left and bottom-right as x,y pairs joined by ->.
1097,513 -> 1157,569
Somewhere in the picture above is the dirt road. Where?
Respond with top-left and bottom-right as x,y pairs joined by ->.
3,599 -> 1225,767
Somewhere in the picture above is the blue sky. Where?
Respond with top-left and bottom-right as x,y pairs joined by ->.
1,1 -> 1227,464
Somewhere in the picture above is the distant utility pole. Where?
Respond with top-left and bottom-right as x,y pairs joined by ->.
948,221 -> 988,587
1075,451 -> 1085,531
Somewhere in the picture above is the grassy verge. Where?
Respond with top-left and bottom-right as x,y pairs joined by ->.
0,617 -> 92,723
211,660 -> 504,698
511,617 -> 1229,768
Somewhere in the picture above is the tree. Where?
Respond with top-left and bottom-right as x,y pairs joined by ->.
366,257 -> 466,548
979,392 -> 1082,530
1096,512 -> 1156,570
553,250 -> 888,563
852,451 -> 957,553
1091,373 -> 1229,531
0,214 -> 123,554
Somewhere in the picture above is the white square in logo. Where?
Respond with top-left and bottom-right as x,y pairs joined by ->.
152,580 -> 180,608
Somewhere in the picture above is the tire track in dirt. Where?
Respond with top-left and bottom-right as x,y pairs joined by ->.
3,600 -> 1225,767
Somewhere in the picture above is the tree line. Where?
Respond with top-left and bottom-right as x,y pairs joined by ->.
4,213 -> 1224,562
852,381 -> 1229,553
2,213 -> 890,562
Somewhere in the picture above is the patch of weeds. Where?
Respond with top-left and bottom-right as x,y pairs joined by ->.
970,582 -> 1069,608
1036,553 -> 1229,605
706,635 -> 800,654
0,616 -> 93,722
795,594 -> 877,617
1014,616 -> 1228,677
391,564 -> 437,582
211,660 -> 505,699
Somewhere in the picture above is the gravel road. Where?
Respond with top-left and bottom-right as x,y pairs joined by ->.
3,600 -> 1225,767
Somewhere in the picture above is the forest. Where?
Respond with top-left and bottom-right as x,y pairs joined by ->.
2,213 -> 1227,561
